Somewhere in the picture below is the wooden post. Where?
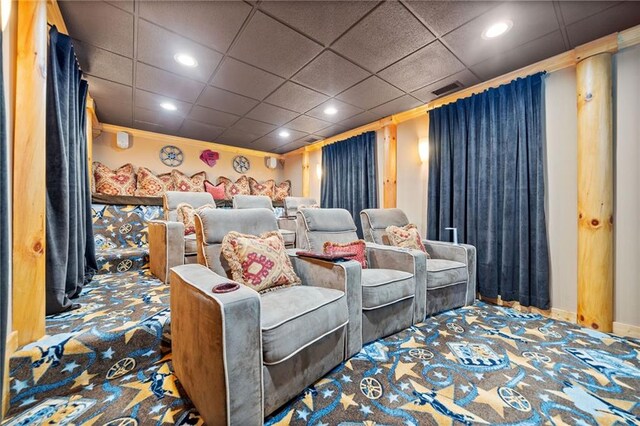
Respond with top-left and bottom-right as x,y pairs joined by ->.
302,149 -> 310,197
86,97 -> 94,188
576,53 -> 614,332
12,0 -> 47,345
382,124 -> 397,208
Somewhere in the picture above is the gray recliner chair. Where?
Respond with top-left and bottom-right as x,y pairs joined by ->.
232,195 -> 296,248
276,196 -> 318,247
169,208 -> 363,424
148,191 -> 215,282
296,208 -> 427,343
360,208 -> 476,316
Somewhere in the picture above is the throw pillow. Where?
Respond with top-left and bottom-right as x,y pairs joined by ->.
385,224 -> 430,257
217,175 -> 250,200
222,230 -> 301,293
323,240 -> 368,269
135,167 -> 174,196
273,180 -> 291,202
249,177 -> 275,198
204,180 -> 226,200
172,170 -> 206,192
93,162 -> 136,196
176,202 -> 216,235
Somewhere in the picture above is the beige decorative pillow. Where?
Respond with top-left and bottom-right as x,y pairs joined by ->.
171,170 -> 206,192
221,231 -> 301,293
93,162 -> 136,196
135,167 -> 174,196
217,175 -> 251,200
249,177 -> 275,198
176,202 -> 216,235
385,224 -> 430,258
273,180 -> 291,202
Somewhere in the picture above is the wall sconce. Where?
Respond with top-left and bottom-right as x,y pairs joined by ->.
1,0 -> 12,31
316,163 -> 322,180
418,138 -> 429,163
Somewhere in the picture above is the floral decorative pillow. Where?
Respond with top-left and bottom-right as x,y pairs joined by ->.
135,167 -> 174,196
172,170 -> 206,192
176,202 -> 216,235
93,162 -> 136,196
273,180 -> 291,202
385,224 -> 430,258
217,175 -> 250,200
204,180 -> 226,200
323,240 -> 368,269
249,177 -> 275,198
221,230 -> 301,293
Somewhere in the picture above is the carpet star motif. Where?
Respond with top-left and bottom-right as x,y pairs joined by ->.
473,386 -> 508,418
71,370 -> 98,389
339,393 -> 358,410
122,363 -> 180,410
11,379 -> 29,394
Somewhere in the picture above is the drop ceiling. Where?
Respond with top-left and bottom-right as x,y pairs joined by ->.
60,0 -> 640,154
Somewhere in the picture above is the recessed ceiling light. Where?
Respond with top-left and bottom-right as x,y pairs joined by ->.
174,53 -> 198,68
160,102 -> 177,111
324,106 -> 338,115
482,20 -> 513,39
278,130 -> 290,138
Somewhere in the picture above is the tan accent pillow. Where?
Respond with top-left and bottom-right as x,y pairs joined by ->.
217,175 -> 250,200
385,224 -> 430,258
176,202 -> 216,235
171,170 -> 206,192
135,167 -> 174,196
273,180 -> 291,202
249,177 -> 275,198
221,230 -> 301,293
93,162 -> 136,196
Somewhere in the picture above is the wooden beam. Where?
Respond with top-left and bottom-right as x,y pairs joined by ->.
301,149 -> 310,197
45,0 -> 67,34
576,53 -> 614,332
2,331 -> 18,416
12,0 -> 47,346
382,124 -> 397,208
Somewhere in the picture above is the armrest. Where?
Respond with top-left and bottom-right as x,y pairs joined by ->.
288,250 -> 363,358
148,220 -> 185,283
170,264 -> 263,426
277,217 -> 297,233
365,242 -> 428,323
424,240 -> 477,305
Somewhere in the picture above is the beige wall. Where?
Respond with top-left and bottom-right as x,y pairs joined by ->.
283,152 -> 303,197
308,149 -> 322,203
93,130 -> 285,184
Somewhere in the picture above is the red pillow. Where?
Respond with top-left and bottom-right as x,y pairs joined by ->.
204,180 -> 226,200
323,240 -> 367,269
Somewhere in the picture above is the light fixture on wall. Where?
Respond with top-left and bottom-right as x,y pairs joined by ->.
418,138 -> 429,163
1,0 -> 11,31
316,163 -> 322,180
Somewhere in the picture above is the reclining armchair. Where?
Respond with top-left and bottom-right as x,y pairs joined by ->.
277,196 -> 318,245
232,195 -> 295,248
148,191 -> 214,283
170,208 -> 362,424
360,208 -> 476,316
296,208 -> 427,343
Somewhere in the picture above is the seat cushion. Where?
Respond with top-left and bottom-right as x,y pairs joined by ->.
361,269 -> 414,310
279,229 -> 295,246
427,259 -> 468,290
184,234 -> 197,255
261,286 -> 348,365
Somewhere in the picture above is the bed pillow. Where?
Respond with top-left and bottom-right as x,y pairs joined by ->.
204,180 -> 226,200
135,167 -> 174,196
93,162 -> 136,196
386,224 -> 430,258
217,175 -> 250,200
272,180 -> 291,202
176,202 -> 216,235
249,177 -> 275,198
221,230 -> 301,293
323,240 -> 367,269
172,170 -> 206,192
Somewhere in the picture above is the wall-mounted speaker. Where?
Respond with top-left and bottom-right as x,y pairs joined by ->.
265,156 -> 278,169
116,131 -> 130,149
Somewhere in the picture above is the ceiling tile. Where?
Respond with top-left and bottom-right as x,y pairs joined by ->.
369,95 -> 422,118
336,76 -> 404,110
137,20 -> 222,83
179,120 -> 225,142
138,1 -> 252,53
292,50 -> 369,96
73,40 -> 133,85
313,124 -> 349,138
471,31 -> 566,81
306,99 -> 363,123
197,86 -> 259,116
406,1 -> 498,37
59,1 -> 133,57
134,89 -> 192,116
188,105 -> 240,128
135,63 -> 205,103
245,103 -> 299,126
251,129 -> 308,152
442,2 -> 560,66
134,107 -> 184,132
338,111 -> 383,130
106,0 -> 133,14
95,99 -> 132,127
230,118 -> 277,138
259,1 -> 376,45
559,1 -> 621,25
411,69 -> 480,103
229,11 -> 323,77
566,2 -> 640,47
211,58 -> 285,100
85,75 -> 132,104
264,82 -> 329,113
286,115 -> 332,133
216,128 -> 264,146
332,1 -> 435,72
274,139 -> 311,154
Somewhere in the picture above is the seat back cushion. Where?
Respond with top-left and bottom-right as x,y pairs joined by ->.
164,191 -> 215,221
233,194 -> 274,210
296,208 -> 359,252
360,208 -> 409,244
283,197 -> 318,217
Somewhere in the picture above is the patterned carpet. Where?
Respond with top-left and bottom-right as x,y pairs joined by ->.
5,270 -> 640,425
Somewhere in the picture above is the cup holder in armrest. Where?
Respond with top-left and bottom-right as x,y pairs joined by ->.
212,283 -> 240,294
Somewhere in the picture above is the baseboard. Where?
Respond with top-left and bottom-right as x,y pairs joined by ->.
3,330 -> 18,417
613,322 -> 640,339
550,308 -> 577,322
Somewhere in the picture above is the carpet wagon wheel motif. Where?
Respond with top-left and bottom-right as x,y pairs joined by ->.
409,348 -> 434,360
159,145 -> 184,167
498,387 -> 531,412
117,259 -> 133,272
538,327 -> 561,338
446,322 -> 464,333
232,155 -> 250,173
118,223 -> 133,234
522,351 -> 551,363
360,377 -> 383,400
103,417 -> 138,426
106,357 -> 136,379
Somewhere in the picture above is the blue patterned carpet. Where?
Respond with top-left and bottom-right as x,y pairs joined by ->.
4,270 -> 640,425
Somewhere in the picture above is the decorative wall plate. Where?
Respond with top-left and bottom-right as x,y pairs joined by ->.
233,155 -> 250,173
159,145 -> 184,167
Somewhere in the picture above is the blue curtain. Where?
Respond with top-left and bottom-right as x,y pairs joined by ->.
46,27 -> 97,314
321,131 -> 378,237
427,73 -> 550,309
0,30 -> 8,423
